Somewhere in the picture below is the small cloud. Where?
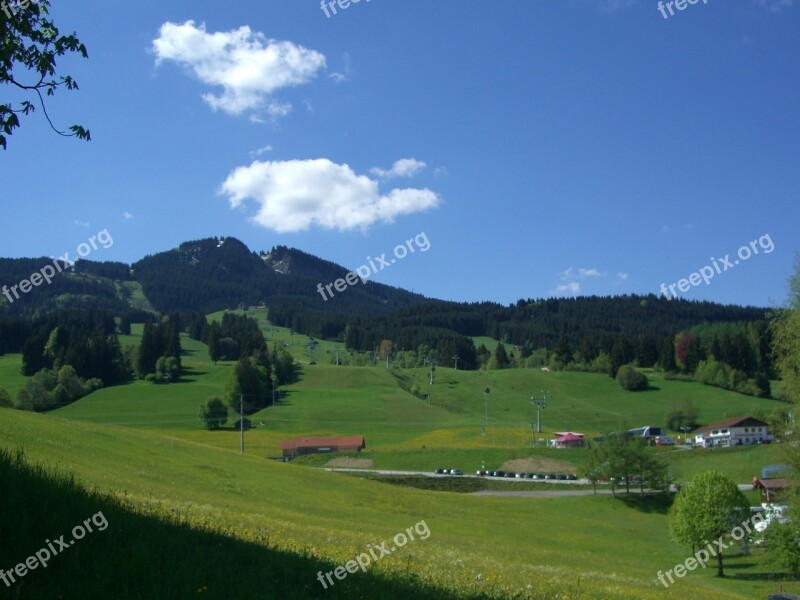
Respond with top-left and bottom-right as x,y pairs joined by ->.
250,145 -> 273,158
74,219 -> 90,228
616,272 -> 629,284
122,212 -> 134,220
370,158 -> 427,179
559,266 -> 605,281
267,102 -> 292,119
578,268 -> 604,278
329,51 -> 353,83
551,282 -> 581,296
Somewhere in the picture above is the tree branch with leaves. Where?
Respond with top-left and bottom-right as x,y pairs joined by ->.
0,0 -> 90,150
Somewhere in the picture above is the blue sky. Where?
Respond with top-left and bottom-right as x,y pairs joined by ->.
1,0 -> 798,308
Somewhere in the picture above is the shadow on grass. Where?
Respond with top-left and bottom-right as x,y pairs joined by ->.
615,491 -> 674,513
0,447 -> 487,600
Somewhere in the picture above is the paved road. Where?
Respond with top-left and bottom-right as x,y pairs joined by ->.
322,469 -> 755,495
322,467 -> 590,484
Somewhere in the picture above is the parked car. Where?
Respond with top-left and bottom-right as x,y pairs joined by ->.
515,472 -> 527,479
566,474 -> 577,481
476,469 -> 487,477
435,468 -> 446,475
449,469 -> 463,476
504,472 -> 516,478
525,473 -> 535,479
556,474 -> 567,480
532,473 -> 545,480
544,474 -> 556,480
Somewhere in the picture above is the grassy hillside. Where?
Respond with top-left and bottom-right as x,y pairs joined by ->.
2,311 -> 796,598
0,409 -> 786,599
39,314 -> 788,480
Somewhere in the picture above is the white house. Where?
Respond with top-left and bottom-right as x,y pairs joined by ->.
692,416 -> 772,448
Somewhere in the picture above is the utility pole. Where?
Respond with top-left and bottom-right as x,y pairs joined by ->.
531,390 -> 548,434
386,347 -> 392,368
240,394 -> 244,454
271,366 -> 276,407
425,359 -> 436,385
453,355 -> 459,370
483,387 -> 490,436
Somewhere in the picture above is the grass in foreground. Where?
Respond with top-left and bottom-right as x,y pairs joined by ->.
1,409 -> 792,599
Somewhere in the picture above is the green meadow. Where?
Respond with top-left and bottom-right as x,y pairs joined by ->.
0,310 -> 795,598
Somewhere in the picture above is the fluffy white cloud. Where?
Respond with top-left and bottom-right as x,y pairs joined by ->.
152,21 -> 326,118
370,158 -> 427,179
220,159 -> 441,233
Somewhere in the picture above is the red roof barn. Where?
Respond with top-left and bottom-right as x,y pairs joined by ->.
278,436 -> 366,460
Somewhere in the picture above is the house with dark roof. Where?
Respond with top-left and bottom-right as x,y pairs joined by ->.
752,477 -> 791,504
692,416 -> 772,448
278,436 -> 366,460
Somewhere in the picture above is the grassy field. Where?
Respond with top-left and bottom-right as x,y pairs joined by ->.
1,309 -> 796,598
0,408 -> 791,599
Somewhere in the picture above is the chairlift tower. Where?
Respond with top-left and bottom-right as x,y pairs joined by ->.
531,390 -> 548,433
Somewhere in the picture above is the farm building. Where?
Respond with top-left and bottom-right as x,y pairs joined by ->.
278,436 -> 366,460
692,416 -> 772,448
752,477 -> 791,504
549,432 -> 585,449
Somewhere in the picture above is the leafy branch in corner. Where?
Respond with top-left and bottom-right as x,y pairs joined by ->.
0,0 -> 90,150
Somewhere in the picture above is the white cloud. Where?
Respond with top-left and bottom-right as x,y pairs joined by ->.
123,211 -> 134,220
74,219 -> 90,228
219,159 -> 441,233
329,51 -> 353,83
250,144 -> 273,158
559,266 -> 606,281
152,21 -> 326,119
616,272 -> 629,284
551,282 -> 581,296
370,158 -> 427,179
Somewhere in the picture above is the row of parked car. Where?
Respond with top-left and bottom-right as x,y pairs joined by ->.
481,470 -> 578,480
434,468 -> 577,480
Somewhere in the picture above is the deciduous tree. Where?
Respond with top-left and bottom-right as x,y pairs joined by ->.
669,470 -> 749,577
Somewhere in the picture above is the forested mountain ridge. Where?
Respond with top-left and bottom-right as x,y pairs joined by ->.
1,237 -> 771,378
131,237 -> 429,315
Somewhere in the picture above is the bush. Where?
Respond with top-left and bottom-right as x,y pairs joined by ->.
199,397 -> 228,430
616,365 -> 648,391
